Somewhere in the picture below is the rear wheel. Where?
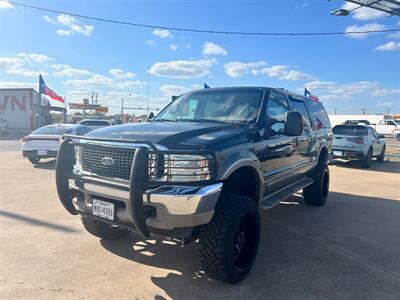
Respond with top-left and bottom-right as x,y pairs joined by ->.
28,157 -> 40,164
304,163 -> 330,206
81,216 -> 129,240
361,148 -> 372,168
198,194 -> 260,284
377,146 -> 385,163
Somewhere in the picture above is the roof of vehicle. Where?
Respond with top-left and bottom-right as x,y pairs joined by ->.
334,124 -> 370,128
187,86 -> 308,102
42,123 -> 88,128
79,119 -> 111,122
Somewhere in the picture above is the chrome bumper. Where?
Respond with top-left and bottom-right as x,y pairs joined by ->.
69,179 -> 222,230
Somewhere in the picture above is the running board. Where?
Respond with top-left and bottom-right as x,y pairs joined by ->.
261,177 -> 313,209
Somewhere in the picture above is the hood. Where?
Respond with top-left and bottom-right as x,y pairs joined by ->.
85,121 -> 254,150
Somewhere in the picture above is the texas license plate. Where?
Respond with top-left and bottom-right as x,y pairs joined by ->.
37,150 -> 47,155
333,150 -> 343,156
93,199 -> 114,220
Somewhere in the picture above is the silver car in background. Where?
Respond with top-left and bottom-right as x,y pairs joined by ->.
332,125 -> 386,168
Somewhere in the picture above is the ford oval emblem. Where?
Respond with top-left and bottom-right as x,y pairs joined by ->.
101,157 -> 115,166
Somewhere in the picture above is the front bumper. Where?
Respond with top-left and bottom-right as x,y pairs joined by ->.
55,137 -> 221,238
69,178 -> 222,231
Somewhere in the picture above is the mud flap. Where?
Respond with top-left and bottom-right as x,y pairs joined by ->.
129,147 -> 150,238
55,138 -> 77,215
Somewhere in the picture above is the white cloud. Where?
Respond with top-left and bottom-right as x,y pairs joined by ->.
43,15 -> 55,24
224,61 -> 267,77
114,80 -> 144,89
160,85 -> 190,96
52,64 -> 91,77
374,41 -> 400,52
0,0 -> 14,9
56,29 -> 73,36
18,53 -> 53,63
149,59 -> 215,79
345,23 -> 386,39
6,68 -> 48,77
152,29 -> 171,38
109,68 -> 136,79
260,65 -> 289,77
304,80 -> 379,100
0,81 -> 37,89
65,74 -> 114,88
45,14 -> 94,37
0,57 -> 24,69
373,89 -> 400,96
170,44 -> 178,50
342,2 -> 389,20
388,32 -> 400,39
279,70 -> 315,81
202,42 -> 228,56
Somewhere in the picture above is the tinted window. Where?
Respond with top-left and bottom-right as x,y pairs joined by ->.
333,125 -> 367,136
305,98 -> 331,129
75,126 -> 92,135
266,92 -> 290,135
80,120 -> 110,126
155,90 -> 263,123
289,98 -> 311,128
33,125 -> 73,135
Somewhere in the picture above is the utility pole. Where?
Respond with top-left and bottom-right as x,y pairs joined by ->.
146,71 -> 150,115
362,108 -> 366,115
334,107 -> 337,115
121,98 -> 124,118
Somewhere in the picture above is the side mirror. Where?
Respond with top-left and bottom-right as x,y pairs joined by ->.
147,112 -> 155,122
285,111 -> 303,136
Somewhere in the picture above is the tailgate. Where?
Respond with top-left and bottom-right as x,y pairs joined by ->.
333,135 -> 364,151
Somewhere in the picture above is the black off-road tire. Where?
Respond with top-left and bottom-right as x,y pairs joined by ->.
377,146 -> 385,163
361,148 -> 373,168
81,216 -> 129,240
304,162 -> 330,206
28,157 -> 40,164
198,194 -> 260,284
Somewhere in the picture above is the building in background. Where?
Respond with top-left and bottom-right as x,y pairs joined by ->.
0,88 -> 66,135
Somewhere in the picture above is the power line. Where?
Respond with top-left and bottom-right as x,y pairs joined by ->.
6,0 -> 400,37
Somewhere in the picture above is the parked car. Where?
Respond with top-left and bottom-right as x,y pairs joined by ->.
0,117 -> 7,135
372,119 -> 399,136
22,124 -> 92,164
392,128 -> 400,140
78,119 -> 113,130
332,125 -> 385,167
55,87 -> 332,284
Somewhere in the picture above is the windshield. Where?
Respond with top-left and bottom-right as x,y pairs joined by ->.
394,120 -> 400,125
33,125 -> 73,135
333,125 -> 367,136
155,89 -> 263,124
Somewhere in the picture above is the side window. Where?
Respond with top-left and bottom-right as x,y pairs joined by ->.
388,121 -> 396,126
372,128 -> 378,138
305,98 -> 331,130
379,120 -> 385,125
266,92 -> 290,135
289,98 -> 312,130
367,127 -> 373,137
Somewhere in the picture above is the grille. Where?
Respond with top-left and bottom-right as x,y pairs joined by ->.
80,144 -> 135,180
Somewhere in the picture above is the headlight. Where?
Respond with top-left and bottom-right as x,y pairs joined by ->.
73,146 -> 82,175
149,154 -> 213,182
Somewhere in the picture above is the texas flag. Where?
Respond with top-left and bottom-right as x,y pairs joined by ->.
39,75 -> 64,104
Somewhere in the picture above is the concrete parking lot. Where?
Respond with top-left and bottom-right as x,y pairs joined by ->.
1,141 -> 400,299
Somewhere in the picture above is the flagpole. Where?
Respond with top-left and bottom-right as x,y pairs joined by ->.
38,75 -> 42,129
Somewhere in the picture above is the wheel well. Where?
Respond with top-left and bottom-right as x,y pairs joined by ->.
222,167 -> 260,205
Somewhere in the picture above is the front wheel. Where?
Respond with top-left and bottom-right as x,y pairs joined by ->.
377,146 -> 385,163
28,157 -> 40,164
198,194 -> 260,284
81,216 -> 129,240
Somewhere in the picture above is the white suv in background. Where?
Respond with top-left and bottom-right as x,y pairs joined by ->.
332,125 -> 386,168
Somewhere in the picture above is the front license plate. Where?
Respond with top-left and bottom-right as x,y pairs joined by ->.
93,199 -> 114,221
333,150 -> 343,156
37,150 -> 47,155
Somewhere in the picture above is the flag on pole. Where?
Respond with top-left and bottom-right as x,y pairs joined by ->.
304,88 -> 320,102
39,75 -> 64,103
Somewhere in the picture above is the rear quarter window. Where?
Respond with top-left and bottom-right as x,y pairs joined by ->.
305,98 -> 331,129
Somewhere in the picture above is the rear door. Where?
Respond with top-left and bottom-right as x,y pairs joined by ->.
260,91 -> 299,194
288,96 -> 315,174
369,127 -> 383,156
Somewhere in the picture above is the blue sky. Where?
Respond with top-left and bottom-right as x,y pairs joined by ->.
0,0 -> 399,115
